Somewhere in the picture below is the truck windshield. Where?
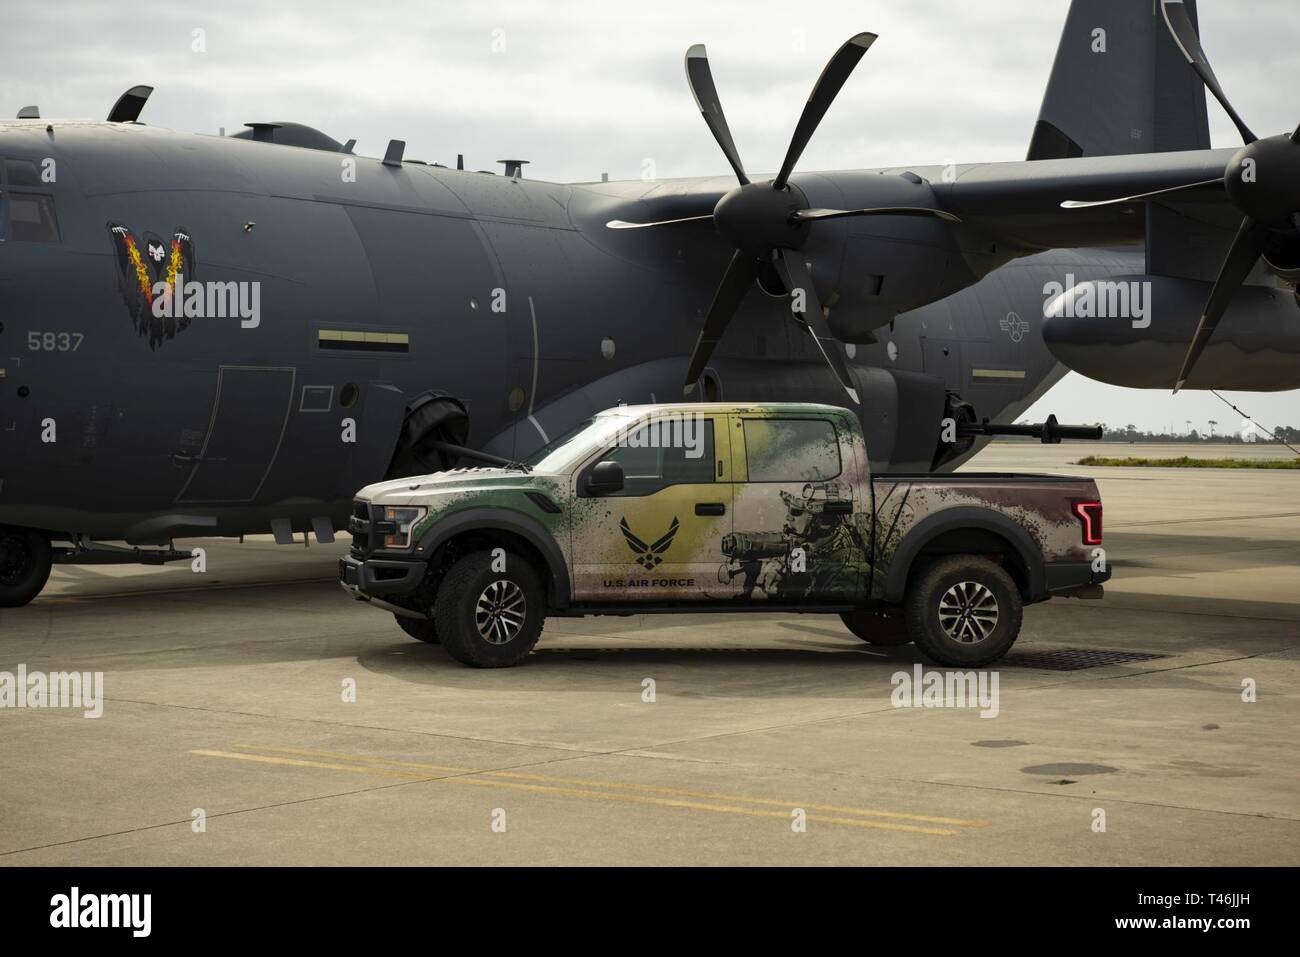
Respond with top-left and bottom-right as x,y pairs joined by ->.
522,414 -> 634,472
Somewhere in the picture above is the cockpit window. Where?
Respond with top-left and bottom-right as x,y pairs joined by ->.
3,192 -> 60,243
4,159 -> 43,187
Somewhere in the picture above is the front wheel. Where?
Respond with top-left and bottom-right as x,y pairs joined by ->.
0,527 -> 52,608
905,555 -> 1022,667
434,550 -> 545,667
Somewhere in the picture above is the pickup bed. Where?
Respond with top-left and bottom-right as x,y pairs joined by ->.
340,402 -> 1108,667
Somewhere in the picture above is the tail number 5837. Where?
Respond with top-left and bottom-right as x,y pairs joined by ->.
27,332 -> 84,352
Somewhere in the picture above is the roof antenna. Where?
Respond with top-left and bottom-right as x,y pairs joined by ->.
383,139 -> 406,167
107,85 -> 153,123
244,122 -> 281,143
341,138 -> 356,154
498,159 -> 529,179
456,153 -> 464,171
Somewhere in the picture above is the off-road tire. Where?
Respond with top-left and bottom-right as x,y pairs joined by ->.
839,609 -> 911,645
0,527 -> 52,608
905,555 -> 1022,667
434,550 -> 545,667
394,613 -> 439,644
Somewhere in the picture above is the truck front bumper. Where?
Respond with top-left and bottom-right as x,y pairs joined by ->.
338,553 -> 425,601
1044,560 -> 1111,599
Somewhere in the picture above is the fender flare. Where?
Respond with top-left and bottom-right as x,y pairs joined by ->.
418,507 -> 571,608
881,506 -> 1046,603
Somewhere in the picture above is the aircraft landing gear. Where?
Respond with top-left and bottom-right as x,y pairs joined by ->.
0,527 -> 53,608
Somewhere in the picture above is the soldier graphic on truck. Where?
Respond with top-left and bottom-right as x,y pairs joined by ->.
721,481 -> 871,601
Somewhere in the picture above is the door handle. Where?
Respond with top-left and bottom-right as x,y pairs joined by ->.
695,502 -> 726,516
824,500 -> 852,515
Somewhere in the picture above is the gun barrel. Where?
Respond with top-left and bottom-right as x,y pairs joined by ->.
956,414 -> 1102,445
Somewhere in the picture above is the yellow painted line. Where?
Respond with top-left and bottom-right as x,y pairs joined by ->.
221,744 -> 983,831
191,749 -> 433,781
194,748 -> 955,835
240,744 -> 983,827
446,777 -> 958,834
971,368 -> 1026,379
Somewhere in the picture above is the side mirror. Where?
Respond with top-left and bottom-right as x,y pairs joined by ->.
586,460 -> 624,495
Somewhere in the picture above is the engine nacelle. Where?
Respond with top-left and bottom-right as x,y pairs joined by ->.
1041,274 -> 1300,391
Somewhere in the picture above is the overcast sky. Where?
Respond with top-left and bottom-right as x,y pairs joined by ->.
4,0 -> 1298,434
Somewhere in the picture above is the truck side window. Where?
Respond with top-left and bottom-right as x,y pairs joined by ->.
743,418 -> 840,482
600,419 -> 715,495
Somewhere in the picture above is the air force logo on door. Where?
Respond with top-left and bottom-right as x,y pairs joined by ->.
619,516 -> 680,570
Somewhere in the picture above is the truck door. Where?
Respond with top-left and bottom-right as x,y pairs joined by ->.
728,413 -> 868,604
570,411 -> 736,603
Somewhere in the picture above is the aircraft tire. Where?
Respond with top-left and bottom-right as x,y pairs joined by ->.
434,550 -> 544,668
905,555 -> 1022,668
839,609 -> 912,645
394,613 -> 439,644
0,527 -> 53,608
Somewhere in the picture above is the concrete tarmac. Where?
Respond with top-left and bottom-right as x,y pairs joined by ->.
1,442 -> 1296,865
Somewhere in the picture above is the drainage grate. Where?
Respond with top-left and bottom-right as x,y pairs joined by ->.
1002,648 -> 1168,671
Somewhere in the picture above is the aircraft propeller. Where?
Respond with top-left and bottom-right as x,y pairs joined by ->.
1062,0 -> 1300,392
607,35 -> 960,404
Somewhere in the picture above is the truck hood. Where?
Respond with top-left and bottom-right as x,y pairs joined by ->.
357,468 -> 564,505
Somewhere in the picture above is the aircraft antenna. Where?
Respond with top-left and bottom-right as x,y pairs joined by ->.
1209,391 -> 1300,455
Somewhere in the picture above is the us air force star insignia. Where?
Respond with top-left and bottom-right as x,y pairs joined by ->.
999,312 -> 1028,343
619,516 -> 679,570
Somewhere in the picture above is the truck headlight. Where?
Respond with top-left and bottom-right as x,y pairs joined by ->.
381,506 -> 426,549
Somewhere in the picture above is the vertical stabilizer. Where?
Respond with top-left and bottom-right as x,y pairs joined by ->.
1028,0 -> 1210,160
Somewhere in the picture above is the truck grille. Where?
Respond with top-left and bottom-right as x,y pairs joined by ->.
349,500 -> 375,556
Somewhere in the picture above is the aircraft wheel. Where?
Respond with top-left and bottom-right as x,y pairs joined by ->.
839,609 -> 911,645
905,555 -> 1022,667
434,551 -> 544,668
0,527 -> 53,608
394,613 -> 439,644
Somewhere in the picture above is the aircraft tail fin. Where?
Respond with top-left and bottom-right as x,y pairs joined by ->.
1028,0 -> 1211,160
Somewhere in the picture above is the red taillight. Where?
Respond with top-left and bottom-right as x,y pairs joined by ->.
1073,500 -> 1103,545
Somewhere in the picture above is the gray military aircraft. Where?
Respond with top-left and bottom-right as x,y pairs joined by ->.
0,0 -> 1296,607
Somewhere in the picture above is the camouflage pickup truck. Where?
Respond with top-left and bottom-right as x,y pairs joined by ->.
339,403 -> 1108,668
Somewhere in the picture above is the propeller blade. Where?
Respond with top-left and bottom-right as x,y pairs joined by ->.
1061,177 -> 1225,209
107,85 -> 153,123
605,214 -> 715,229
685,45 -> 750,186
791,205 -> 961,224
776,249 -> 860,404
1173,216 -> 1269,392
1160,1 -> 1256,144
683,250 -> 758,394
773,32 -> 877,190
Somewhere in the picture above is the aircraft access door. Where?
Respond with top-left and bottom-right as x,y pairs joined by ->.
175,365 -> 296,504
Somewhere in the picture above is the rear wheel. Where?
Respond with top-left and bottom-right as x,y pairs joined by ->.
394,613 -> 439,644
0,527 -> 52,608
839,609 -> 911,646
905,555 -> 1022,667
434,550 -> 544,668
